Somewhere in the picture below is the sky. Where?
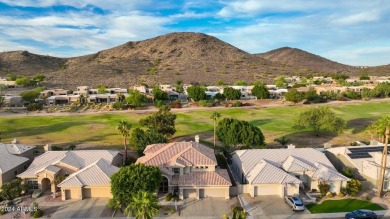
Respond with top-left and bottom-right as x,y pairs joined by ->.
0,0 -> 389,66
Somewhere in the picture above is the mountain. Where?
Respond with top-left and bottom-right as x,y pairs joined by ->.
257,47 -> 358,73
0,32 -> 386,88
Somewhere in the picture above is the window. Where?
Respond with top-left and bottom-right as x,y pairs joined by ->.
173,187 -> 179,195
27,179 -> 38,190
173,168 -> 180,175
205,166 -> 209,169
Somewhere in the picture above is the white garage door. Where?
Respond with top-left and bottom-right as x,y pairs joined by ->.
203,188 -> 226,198
256,184 -> 282,196
183,189 -> 197,198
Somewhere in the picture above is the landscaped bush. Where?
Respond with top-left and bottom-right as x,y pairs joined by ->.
169,100 -> 181,108
33,209 -> 44,218
198,100 -> 216,107
232,101 -> 243,107
346,179 -> 362,196
112,101 -> 124,110
27,103 -> 43,111
327,193 -> 334,198
51,146 -> 63,151
338,192 -> 345,197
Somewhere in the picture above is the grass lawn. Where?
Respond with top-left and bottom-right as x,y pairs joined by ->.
0,101 -> 389,148
306,199 -> 385,213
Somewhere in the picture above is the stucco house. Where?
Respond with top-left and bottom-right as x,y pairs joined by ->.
231,148 -> 349,197
18,150 -> 122,200
137,141 -> 232,199
327,144 -> 389,190
0,142 -> 35,186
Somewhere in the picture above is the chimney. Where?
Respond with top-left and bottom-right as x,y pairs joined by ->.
324,143 -> 332,149
11,139 -> 19,144
287,144 -> 296,149
195,135 -> 200,143
44,144 -> 52,152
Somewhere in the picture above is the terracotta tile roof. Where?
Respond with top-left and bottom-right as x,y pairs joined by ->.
58,159 -> 119,187
137,142 -> 217,168
171,169 -> 232,186
18,150 -> 119,178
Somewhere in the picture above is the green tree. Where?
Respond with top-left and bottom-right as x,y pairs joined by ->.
223,87 -> 241,100
251,84 -> 270,99
175,81 -> 184,93
117,121 -> 132,164
274,136 -> 291,147
234,80 -> 247,86
110,163 -> 161,206
15,77 -> 33,87
346,179 -> 362,196
222,206 -> 247,219
210,111 -> 221,147
275,76 -> 287,88
126,90 -> 148,107
214,93 -> 225,101
129,128 -> 167,155
371,83 -> 390,98
318,182 -> 330,196
0,178 -> 27,200
33,74 -> 46,82
284,89 -> 305,103
97,85 -> 108,94
367,116 -> 390,143
152,88 -> 169,101
293,106 -> 346,137
361,88 -> 373,100
139,106 -> 177,137
215,80 -> 225,86
124,191 -> 159,219
187,85 -> 206,101
216,118 -> 266,152
346,90 -> 361,99
20,87 -> 44,103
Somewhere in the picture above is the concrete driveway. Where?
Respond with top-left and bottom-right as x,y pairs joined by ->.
179,197 -> 239,217
241,194 -> 307,219
50,198 -> 109,218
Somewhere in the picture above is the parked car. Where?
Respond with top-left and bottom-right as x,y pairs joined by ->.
345,209 -> 377,219
284,196 -> 305,211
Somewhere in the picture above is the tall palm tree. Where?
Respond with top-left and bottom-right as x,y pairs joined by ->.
125,191 -> 159,219
210,111 -> 221,147
117,120 -> 132,164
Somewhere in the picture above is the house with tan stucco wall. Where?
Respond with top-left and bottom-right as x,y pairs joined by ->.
0,142 -> 35,186
18,150 -> 122,200
137,141 -> 232,199
231,148 -> 349,197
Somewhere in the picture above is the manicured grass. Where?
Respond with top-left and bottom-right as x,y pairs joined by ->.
306,199 -> 385,213
0,101 -> 389,148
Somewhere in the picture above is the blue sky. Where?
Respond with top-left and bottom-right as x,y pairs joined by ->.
0,0 -> 389,66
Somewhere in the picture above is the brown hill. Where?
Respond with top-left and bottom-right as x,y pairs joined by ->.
0,32 -> 386,88
257,47 -> 359,74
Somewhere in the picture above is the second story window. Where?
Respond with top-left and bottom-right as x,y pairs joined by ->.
173,168 -> 180,175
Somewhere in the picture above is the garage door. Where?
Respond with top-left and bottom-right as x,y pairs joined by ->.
183,189 -> 197,198
204,188 -> 226,198
82,188 -> 92,198
256,184 -> 282,196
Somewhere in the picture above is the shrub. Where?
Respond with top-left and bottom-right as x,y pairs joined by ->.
51,146 -> 63,151
33,209 -> 44,218
169,100 -> 181,108
327,193 -> 334,198
365,196 -> 372,201
338,192 -> 345,197
0,209 -> 6,215
350,141 -> 359,146
169,208 -> 175,214
318,182 -> 330,196
198,100 -> 215,107
340,187 -> 348,195
346,179 -> 362,196
112,101 -> 124,110
232,101 -> 243,107
342,167 -> 354,178
27,103 -> 43,111
165,193 -> 173,201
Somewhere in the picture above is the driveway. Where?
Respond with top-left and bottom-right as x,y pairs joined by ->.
179,197 -> 239,218
50,198 -> 109,218
241,194 -> 308,219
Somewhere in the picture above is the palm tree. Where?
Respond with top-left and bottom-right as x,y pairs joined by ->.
125,191 -> 159,219
117,120 -> 132,164
274,136 -> 291,148
210,111 -> 221,147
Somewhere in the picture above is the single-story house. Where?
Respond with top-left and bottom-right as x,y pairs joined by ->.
18,150 -> 122,200
0,142 -> 35,186
137,141 -> 232,199
327,144 -> 390,190
232,147 -> 349,197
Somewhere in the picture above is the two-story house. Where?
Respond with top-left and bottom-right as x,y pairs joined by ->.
137,141 -> 232,199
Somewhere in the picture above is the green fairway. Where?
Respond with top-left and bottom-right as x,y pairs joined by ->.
306,199 -> 385,213
0,101 -> 389,148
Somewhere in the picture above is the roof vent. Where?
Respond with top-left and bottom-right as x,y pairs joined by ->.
287,144 -> 296,149
195,135 -> 199,143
